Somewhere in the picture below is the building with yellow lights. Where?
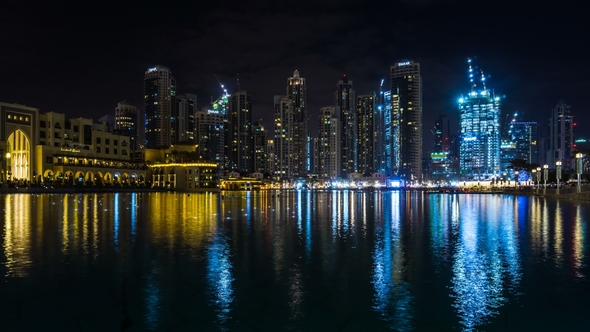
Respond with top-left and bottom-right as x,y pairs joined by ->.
1,102 -> 147,186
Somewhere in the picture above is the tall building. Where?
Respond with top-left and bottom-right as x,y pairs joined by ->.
196,107 -> 225,175
286,70 -> 307,178
357,93 -> 378,175
334,75 -> 356,176
382,90 -> 394,175
459,58 -> 501,179
115,101 -> 140,151
176,93 -> 197,143
511,121 -> 539,165
390,60 -> 422,183
547,100 -> 575,170
252,120 -> 267,174
227,91 -> 253,173
274,95 -> 294,180
143,65 -> 176,148
318,106 -> 341,179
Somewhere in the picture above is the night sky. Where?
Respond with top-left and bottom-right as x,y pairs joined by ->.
2,1 -> 588,148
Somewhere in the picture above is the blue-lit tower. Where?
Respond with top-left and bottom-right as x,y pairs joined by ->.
458,58 -> 501,180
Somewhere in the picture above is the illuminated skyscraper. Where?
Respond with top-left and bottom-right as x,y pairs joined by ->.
252,120 -> 267,174
390,60 -> 422,182
274,95 -> 294,180
286,70 -> 307,178
547,100 -> 575,170
318,106 -> 341,179
176,93 -> 197,143
335,75 -> 356,176
382,90 -> 394,174
511,121 -> 539,165
459,58 -> 501,179
196,107 -> 224,173
143,65 -> 176,148
228,91 -> 253,173
357,93 -> 378,175
115,101 -> 139,151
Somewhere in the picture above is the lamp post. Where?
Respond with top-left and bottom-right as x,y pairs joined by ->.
537,167 -> 541,190
576,153 -> 583,190
532,169 -> 537,191
556,161 -> 562,192
515,170 -> 519,188
543,164 -> 549,193
503,172 -> 507,187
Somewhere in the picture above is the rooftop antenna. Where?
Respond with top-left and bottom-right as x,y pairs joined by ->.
237,73 -> 241,91
480,68 -> 487,92
214,74 -> 229,96
467,57 -> 476,92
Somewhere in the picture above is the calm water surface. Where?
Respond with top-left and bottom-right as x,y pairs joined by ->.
1,191 -> 589,331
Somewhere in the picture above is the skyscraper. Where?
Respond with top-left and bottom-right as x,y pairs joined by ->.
143,65 -> 176,148
228,91 -> 253,173
390,60 -> 423,182
286,70 -> 307,178
511,121 -> 539,165
357,93 -> 378,175
274,95 -> 294,180
252,120 -> 267,174
318,106 -> 341,179
115,101 -> 140,151
196,107 -> 225,175
459,58 -> 501,179
176,93 -> 197,143
547,100 -> 575,170
382,90 -> 394,175
335,75 -> 356,177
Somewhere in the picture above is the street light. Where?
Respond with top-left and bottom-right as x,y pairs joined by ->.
532,169 -> 537,190
576,153 -> 583,188
543,164 -> 548,189
515,170 -> 519,188
556,161 -> 562,191
536,167 -> 541,190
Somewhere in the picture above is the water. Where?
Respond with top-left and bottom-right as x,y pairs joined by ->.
1,191 -> 589,331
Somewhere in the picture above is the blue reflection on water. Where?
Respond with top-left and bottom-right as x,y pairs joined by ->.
207,230 -> 235,326
372,191 -> 414,330
451,195 -> 521,331
113,193 -> 119,250
131,193 -> 137,244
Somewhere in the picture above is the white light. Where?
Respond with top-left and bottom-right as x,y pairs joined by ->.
459,98 -> 464,103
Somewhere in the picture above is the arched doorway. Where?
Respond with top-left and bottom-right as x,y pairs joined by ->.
5,130 -> 31,182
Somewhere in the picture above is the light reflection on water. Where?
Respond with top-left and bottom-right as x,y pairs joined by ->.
0,192 -> 589,330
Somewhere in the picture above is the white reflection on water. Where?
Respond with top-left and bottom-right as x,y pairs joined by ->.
451,195 -> 521,331
207,231 -> 235,326
372,192 -> 414,330
573,204 -> 586,279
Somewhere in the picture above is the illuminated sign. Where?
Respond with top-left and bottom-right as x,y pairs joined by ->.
60,148 -> 81,153
398,61 -> 410,66
463,137 -> 477,141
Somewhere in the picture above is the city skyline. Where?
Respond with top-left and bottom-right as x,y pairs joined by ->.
1,1 -> 588,142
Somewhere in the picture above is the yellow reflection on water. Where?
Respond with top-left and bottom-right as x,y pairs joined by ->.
3,195 -> 32,278
554,202 -> 563,265
572,204 -> 585,278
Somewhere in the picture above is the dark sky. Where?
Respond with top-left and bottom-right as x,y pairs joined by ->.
1,0 -> 588,149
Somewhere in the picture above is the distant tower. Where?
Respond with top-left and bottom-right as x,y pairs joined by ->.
196,106 -> 225,175
547,100 -> 575,169
143,65 -> 176,148
176,93 -> 197,143
252,120 -> 267,173
511,121 -> 539,165
382,90 -> 394,174
286,70 -> 308,178
228,90 -> 253,173
390,60 -> 423,183
459,58 -> 501,179
335,75 -> 356,177
274,95 -> 294,180
357,93 -> 378,175
115,101 -> 139,151
318,106 -> 341,179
